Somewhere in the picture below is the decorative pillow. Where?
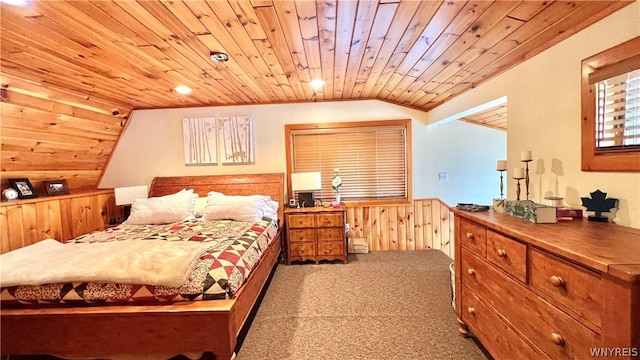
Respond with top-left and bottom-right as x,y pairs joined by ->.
193,196 -> 208,218
125,189 -> 195,225
203,195 -> 266,222
264,200 -> 279,220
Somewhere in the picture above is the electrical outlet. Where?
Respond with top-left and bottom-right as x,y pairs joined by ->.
439,172 -> 449,181
345,223 -> 350,232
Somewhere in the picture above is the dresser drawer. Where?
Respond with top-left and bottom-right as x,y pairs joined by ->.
461,286 -> 549,360
486,230 -> 527,283
289,243 -> 316,259
287,214 -> 315,228
461,248 -> 599,360
459,219 -> 486,257
288,229 -> 316,243
317,241 -> 345,256
317,227 -> 343,241
530,248 -> 602,331
317,213 -> 343,227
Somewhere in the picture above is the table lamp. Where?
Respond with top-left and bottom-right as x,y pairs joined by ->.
114,185 -> 149,221
291,172 -> 321,208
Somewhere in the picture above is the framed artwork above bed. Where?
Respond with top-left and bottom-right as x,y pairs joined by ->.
182,116 -> 217,166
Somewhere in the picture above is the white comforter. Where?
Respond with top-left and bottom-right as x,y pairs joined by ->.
0,239 -> 213,288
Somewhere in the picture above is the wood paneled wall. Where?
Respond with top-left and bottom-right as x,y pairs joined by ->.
0,190 -> 121,253
0,81 -> 130,194
345,198 -> 455,259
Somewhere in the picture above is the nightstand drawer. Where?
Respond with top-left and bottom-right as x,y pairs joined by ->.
317,227 -> 343,241
287,214 -> 315,228
486,230 -> 527,283
289,243 -> 316,259
317,241 -> 344,256
460,219 -> 486,257
288,229 -> 316,242
317,213 -> 343,227
530,248 -> 602,331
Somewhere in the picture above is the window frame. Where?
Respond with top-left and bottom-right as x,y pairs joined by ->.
581,36 -> 640,172
285,119 -> 412,206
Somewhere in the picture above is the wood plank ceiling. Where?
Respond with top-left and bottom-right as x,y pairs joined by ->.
0,0 -> 633,114
461,103 -> 507,130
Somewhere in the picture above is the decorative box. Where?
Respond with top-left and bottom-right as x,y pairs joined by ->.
505,200 -> 557,223
347,237 -> 369,254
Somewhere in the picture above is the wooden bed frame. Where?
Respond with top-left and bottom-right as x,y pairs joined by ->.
0,173 -> 285,360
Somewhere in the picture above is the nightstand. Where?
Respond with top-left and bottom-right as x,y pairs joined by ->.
284,206 -> 347,264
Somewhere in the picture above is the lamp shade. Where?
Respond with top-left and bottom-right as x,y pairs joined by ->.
114,185 -> 149,206
291,172 -> 322,191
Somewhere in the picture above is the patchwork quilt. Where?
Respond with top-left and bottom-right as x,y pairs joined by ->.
0,217 -> 278,306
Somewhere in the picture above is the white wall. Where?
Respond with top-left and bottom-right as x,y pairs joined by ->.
425,2 -> 640,228
414,120 -> 506,206
100,100 -> 504,204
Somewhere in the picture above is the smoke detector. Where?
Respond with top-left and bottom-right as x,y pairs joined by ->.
210,52 -> 229,62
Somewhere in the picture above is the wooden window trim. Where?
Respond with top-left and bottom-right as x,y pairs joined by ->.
285,119 -> 412,204
581,36 -> 640,172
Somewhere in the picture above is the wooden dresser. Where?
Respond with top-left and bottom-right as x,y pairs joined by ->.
284,206 -> 347,264
454,210 -> 640,360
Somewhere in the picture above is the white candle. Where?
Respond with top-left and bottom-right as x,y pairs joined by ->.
521,150 -> 532,161
496,160 -> 507,171
513,167 -> 525,179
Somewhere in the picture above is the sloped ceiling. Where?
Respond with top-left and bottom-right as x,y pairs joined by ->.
0,0 -> 633,192
0,0 -> 632,113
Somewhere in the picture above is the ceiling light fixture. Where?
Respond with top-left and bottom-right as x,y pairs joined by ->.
210,52 -> 229,62
174,85 -> 192,95
309,79 -> 325,89
0,0 -> 33,6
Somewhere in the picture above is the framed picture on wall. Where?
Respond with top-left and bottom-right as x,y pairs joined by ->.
8,178 -> 38,199
43,179 -> 70,196
218,116 -> 255,165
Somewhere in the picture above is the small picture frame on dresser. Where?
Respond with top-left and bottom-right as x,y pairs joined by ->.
43,179 -> 70,196
8,178 -> 38,199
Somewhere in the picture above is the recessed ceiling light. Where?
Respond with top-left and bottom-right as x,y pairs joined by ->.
310,79 -> 325,89
174,85 -> 192,95
210,52 -> 229,62
0,0 -> 32,6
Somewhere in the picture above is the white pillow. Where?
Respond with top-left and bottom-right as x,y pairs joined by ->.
193,197 -> 208,218
203,195 -> 266,222
264,200 -> 279,220
125,189 -> 195,225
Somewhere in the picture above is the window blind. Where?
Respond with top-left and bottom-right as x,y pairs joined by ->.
291,125 -> 407,201
594,69 -> 640,149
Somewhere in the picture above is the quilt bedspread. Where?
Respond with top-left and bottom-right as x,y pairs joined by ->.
0,217 -> 278,306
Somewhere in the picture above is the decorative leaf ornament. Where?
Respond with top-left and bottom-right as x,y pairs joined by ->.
580,189 -> 618,222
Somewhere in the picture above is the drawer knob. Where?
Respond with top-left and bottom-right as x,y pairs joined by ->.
551,332 -> 565,346
467,307 -> 475,315
466,232 -> 474,240
497,248 -> 507,257
467,268 -> 476,276
549,275 -> 566,287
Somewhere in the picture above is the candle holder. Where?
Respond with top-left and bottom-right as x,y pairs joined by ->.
522,159 -> 532,201
498,170 -> 505,199
515,178 -> 523,201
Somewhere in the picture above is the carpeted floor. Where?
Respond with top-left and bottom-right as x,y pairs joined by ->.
235,251 -> 491,360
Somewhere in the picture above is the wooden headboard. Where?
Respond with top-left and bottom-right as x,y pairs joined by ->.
149,173 -> 285,221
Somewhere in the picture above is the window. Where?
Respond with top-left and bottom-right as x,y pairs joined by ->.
285,120 -> 411,204
581,36 -> 640,171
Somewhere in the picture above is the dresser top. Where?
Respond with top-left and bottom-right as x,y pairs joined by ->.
454,210 -> 640,282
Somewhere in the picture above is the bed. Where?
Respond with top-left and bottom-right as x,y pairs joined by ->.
0,173 -> 284,360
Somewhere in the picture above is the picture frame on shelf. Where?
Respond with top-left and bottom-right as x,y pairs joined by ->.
43,179 -> 70,196
8,178 -> 38,199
